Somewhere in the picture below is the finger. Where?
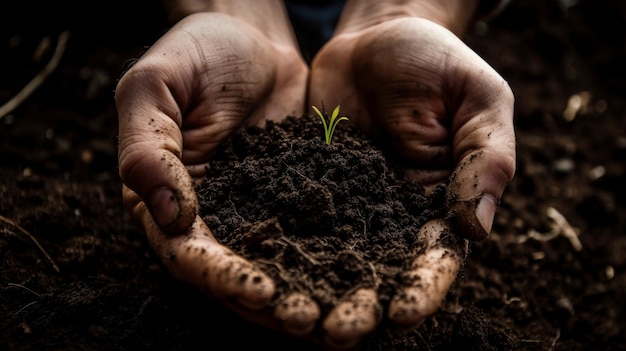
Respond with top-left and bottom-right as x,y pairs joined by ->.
322,288 -> 382,350
274,292 -> 321,335
447,56 -> 516,240
446,147 -> 515,240
138,203 -> 276,309
388,219 -> 468,329
137,194 -> 322,335
116,66 -> 198,235
221,291 -> 321,339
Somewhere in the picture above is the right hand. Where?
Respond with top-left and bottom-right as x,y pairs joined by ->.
308,15 -> 515,349
114,12 -> 320,336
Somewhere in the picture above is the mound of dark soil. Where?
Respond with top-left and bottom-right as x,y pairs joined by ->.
197,112 -> 446,321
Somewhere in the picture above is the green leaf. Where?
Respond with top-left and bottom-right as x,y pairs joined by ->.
312,104 -> 348,145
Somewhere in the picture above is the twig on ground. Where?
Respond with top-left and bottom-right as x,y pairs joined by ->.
0,30 -> 71,120
8,283 -> 42,316
14,301 -> 38,316
518,206 -> 582,251
549,328 -> 561,350
7,283 -> 41,297
0,214 -> 60,272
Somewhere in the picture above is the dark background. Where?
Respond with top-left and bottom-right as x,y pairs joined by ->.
1,0 -> 625,350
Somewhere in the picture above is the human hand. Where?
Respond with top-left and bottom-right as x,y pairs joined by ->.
115,10 -> 322,336
308,5 -> 515,348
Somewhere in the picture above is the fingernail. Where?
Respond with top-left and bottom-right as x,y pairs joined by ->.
149,187 -> 180,227
476,194 -> 496,235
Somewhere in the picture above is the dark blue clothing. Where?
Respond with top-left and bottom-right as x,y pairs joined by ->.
283,0 -> 508,62
284,0 -> 346,63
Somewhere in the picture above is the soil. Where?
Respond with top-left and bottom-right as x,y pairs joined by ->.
197,112 -> 449,322
1,1 -> 625,351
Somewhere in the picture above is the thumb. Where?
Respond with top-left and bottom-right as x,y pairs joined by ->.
446,79 -> 516,240
116,71 -> 198,235
446,148 -> 514,240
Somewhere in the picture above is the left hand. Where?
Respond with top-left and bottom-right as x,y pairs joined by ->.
308,16 -> 516,348
115,11 -> 319,339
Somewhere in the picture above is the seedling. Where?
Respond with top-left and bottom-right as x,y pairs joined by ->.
312,104 -> 349,145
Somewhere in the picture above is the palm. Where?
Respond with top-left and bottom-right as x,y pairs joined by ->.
118,13 -> 308,180
116,12 -> 317,336
308,17 -> 515,337
310,18 -> 513,192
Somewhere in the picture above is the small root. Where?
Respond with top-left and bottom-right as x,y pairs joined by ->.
227,192 -> 245,224
14,301 -> 38,316
0,215 -> 60,273
257,258 -> 305,292
277,237 -> 321,265
7,283 -> 41,297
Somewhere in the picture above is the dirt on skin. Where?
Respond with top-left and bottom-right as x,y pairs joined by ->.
1,0 -> 625,350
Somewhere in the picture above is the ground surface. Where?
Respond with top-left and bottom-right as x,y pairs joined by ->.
1,0 -> 625,350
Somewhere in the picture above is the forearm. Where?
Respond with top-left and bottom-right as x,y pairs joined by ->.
333,0 -> 480,36
162,0 -> 298,47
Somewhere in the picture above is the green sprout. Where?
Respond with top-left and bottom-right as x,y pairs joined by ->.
312,104 -> 349,145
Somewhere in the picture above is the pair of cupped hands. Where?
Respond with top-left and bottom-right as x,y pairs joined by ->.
115,6 -> 515,350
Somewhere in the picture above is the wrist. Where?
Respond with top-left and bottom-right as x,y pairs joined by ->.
334,0 -> 479,36
162,0 -> 299,48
